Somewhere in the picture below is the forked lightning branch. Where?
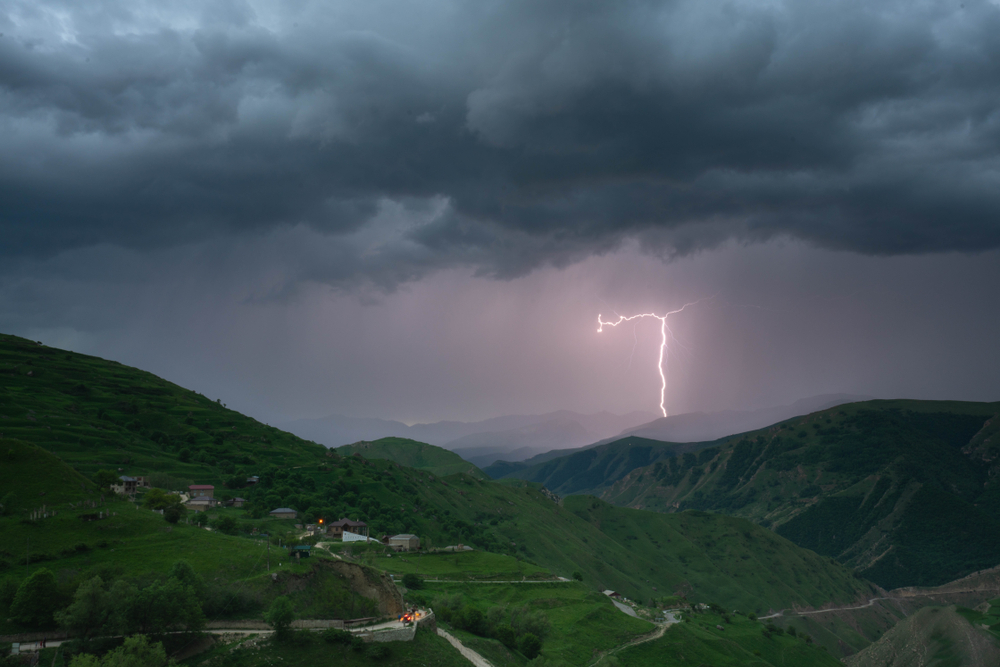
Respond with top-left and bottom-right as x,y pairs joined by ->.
597,301 -> 702,418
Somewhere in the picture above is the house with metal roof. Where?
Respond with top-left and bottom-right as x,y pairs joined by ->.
326,518 -> 369,539
387,534 -> 420,551
269,507 -> 297,519
188,484 -> 215,498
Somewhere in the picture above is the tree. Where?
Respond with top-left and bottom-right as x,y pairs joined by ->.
168,560 -> 204,596
193,512 -> 209,527
213,516 -> 239,535
55,576 -> 110,641
401,573 -> 423,590
93,470 -> 119,489
264,596 -> 295,640
571,571 -> 583,581
163,506 -> 184,524
111,579 -> 205,636
518,633 -> 542,659
69,635 -> 169,667
178,449 -> 191,463
10,568 -> 62,627
142,488 -> 182,511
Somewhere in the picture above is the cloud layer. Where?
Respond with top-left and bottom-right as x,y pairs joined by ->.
4,0 -> 1000,287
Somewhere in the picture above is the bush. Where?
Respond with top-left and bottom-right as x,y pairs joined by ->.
518,633 -> 542,659
164,506 -> 184,524
401,573 -> 423,590
572,571 -> 583,581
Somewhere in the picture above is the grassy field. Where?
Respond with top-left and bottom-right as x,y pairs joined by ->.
426,580 -> 654,665
373,549 -> 554,581
611,610 -> 843,667
336,437 -> 488,479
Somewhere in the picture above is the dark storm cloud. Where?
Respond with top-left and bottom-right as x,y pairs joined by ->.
3,0 -> 1000,284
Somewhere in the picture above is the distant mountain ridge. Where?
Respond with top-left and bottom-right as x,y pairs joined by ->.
278,409 -> 655,466
483,394 -> 868,476
491,398 -> 1000,590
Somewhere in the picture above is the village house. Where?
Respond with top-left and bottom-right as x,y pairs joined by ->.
225,497 -> 246,508
184,495 -> 217,512
269,507 -> 297,519
387,534 -> 420,552
327,518 -> 369,540
188,484 -> 215,498
111,475 -> 138,496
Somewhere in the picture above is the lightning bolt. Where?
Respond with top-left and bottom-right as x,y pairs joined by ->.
597,300 -> 705,418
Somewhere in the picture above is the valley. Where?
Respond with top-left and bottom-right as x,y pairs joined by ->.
2,332 -> 999,666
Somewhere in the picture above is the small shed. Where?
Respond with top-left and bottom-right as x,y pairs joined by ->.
603,590 -> 621,599
270,507 -> 297,519
290,545 -> 312,559
388,534 -> 420,551
226,497 -> 246,508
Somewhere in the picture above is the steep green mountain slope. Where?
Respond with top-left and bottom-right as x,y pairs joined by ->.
0,332 -> 873,617
0,332 -> 330,487
500,400 -> 1000,589
492,435 -> 695,495
336,437 -> 487,479
844,605 -> 1000,667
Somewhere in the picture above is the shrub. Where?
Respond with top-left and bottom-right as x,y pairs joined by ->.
518,633 -> 542,659
572,571 -> 583,581
401,573 -> 423,590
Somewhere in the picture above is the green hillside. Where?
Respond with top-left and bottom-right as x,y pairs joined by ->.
0,332 -> 874,619
845,605 -> 1000,667
613,609 -> 843,667
0,332 -> 329,488
336,437 -> 487,479
500,400 -> 1000,589
493,435 -> 688,495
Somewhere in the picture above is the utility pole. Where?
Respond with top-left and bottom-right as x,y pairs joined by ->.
267,541 -> 270,571
26,538 -> 29,567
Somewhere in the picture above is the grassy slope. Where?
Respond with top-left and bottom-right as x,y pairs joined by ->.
0,333 -> 329,489
336,437 -> 487,479
614,610 -> 843,667
845,605 -> 1000,667
429,580 -> 654,666
505,400 -> 1000,589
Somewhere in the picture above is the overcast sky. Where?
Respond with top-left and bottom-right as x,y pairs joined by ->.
2,0 -> 999,424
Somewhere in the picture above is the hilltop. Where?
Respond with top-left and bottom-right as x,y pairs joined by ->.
336,437 -> 487,479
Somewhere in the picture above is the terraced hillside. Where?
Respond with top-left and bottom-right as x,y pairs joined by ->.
497,400 -> 1000,589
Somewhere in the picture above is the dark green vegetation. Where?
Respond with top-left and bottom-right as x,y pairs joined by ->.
337,437 -> 488,479
612,609 -> 842,667
184,626 -> 470,667
497,401 -> 1000,589
845,605 -> 1000,667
